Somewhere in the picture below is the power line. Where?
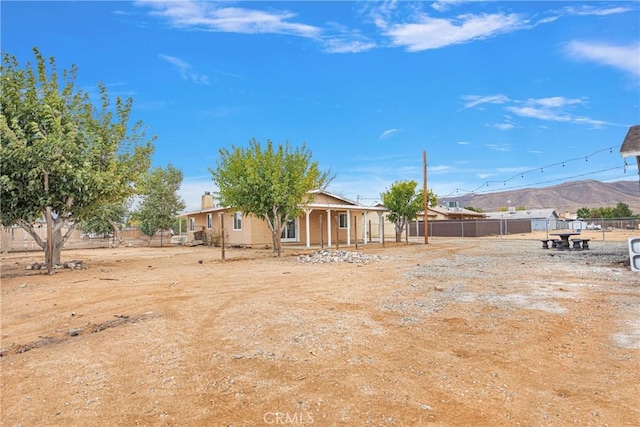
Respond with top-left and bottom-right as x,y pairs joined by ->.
441,144 -> 629,198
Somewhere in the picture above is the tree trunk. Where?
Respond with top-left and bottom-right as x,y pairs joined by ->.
263,212 -> 280,254
395,217 -> 406,243
108,219 -> 123,247
17,214 -> 75,266
48,225 -> 65,265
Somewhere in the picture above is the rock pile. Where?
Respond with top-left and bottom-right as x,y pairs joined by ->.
296,250 -> 382,264
26,260 -> 83,270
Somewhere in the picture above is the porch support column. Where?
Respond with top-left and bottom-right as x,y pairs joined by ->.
346,209 -> 351,246
304,208 -> 312,248
377,212 -> 384,243
363,211 -> 368,244
326,209 -> 332,247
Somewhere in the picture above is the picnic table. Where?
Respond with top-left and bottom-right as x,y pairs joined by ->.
545,232 -> 590,250
549,231 -> 580,248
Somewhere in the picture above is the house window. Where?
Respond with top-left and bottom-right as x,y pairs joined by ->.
281,219 -> 297,241
339,213 -> 348,229
233,212 -> 242,230
189,218 -> 195,231
207,214 -> 212,229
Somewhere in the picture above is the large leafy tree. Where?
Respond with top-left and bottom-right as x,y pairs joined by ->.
132,165 -> 186,246
0,48 -> 154,266
381,180 -> 436,242
612,202 -> 633,218
210,138 -> 331,256
79,200 -> 131,245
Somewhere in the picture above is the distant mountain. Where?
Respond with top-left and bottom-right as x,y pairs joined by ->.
439,180 -> 640,215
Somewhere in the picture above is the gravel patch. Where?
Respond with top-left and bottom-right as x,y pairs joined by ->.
296,250 -> 383,264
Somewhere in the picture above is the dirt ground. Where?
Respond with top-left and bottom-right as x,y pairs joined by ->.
1,231 -> 639,426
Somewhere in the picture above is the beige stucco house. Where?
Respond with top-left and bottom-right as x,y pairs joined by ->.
178,190 -> 389,248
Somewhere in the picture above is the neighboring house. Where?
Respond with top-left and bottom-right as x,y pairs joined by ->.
426,205 -> 487,221
620,124 -> 640,190
178,190 -> 389,248
484,208 -> 559,231
408,205 -> 486,236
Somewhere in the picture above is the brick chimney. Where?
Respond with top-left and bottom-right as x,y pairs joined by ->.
201,191 -> 215,209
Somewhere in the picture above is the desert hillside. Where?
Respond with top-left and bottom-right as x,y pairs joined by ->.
439,180 -> 640,214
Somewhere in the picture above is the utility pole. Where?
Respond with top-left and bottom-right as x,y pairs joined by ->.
423,150 -> 429,244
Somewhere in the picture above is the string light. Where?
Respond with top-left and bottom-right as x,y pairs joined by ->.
439,143 -> 626,199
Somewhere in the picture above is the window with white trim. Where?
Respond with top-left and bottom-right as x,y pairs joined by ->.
339,213 -> 348,229
233,212 -> 242,230
206,214 -> 212,229
189,218 -> 195,231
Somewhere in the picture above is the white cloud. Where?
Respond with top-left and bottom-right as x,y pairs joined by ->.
136,0 -> 321,38
159,54 -> 210,84
506,106 -> 569,122
560,5 -> 635,17
379,128 -> 402,139
430,0 -> 464,13
564,41 -> 640,77
529,96 -> 585,108
465,94 -> 611,128
461,94 -> 509,109
323,38 -> 377,54
383,12 -> 526,51
493,123 -> 515,130
506,96 -> 608,127
456,141 -> 471,145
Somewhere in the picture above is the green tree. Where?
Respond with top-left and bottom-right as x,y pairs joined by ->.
591,206 -> 615,219
132,165 -> 186,246
79,200 -> 131,245
210,138 -> 331,256
612,202 -> 633,218
576,207 -> 592,219
0,48 -> 154,267
381,180 -> 427,242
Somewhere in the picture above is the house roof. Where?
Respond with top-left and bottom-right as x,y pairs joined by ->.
177,206 -> 226,217
427,205 -> 486,218
307,189 -> 358,206
484,208 -> 558,220
620,125 -> 640,157
178,188 -> 388,217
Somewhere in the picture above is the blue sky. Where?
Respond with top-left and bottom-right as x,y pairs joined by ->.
3,0 -> 639,212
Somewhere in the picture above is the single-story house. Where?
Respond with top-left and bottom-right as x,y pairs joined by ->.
178,190 -> 389,248
426,205 -> 487,221
408,205 -> 486,236
484,208 -> 559,231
